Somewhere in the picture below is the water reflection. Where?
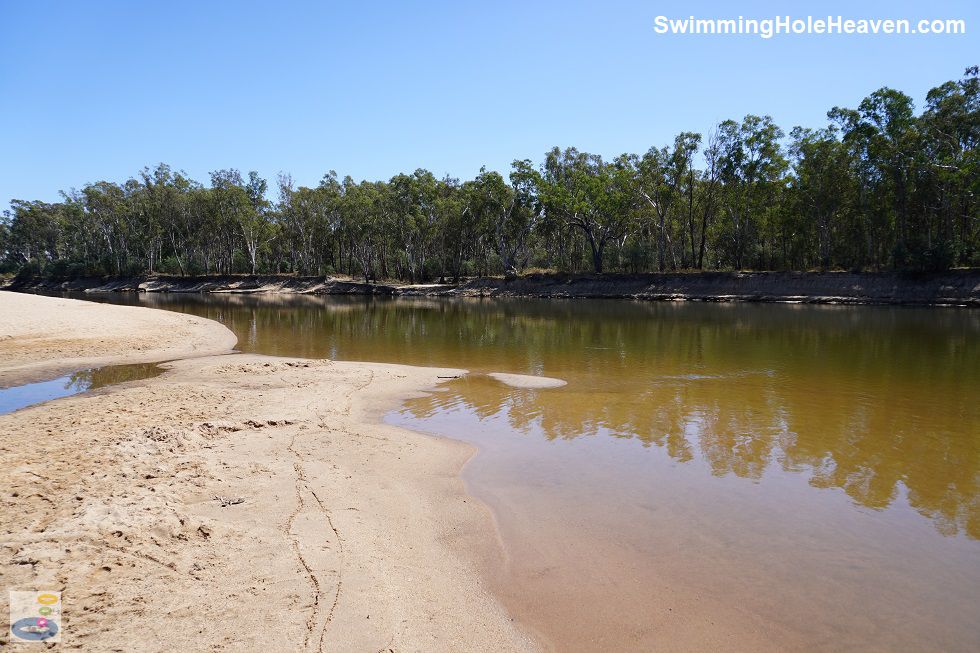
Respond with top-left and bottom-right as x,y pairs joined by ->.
68,363 -> 164,390
0,363 -> 163,415
62,292 -> 979,540
43,291 -> 980,649
401,359 -> 979,540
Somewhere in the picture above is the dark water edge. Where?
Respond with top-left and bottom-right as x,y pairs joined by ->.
0,363 -> 163,415
5,269 -> 979,306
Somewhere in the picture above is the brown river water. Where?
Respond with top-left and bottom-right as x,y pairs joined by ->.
57,292 -> 979,651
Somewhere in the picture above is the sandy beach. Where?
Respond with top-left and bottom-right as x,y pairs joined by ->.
0,292 -> 239,387
0,293 -> 534,651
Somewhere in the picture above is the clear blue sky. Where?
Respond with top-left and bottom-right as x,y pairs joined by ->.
1,0 -> 976,207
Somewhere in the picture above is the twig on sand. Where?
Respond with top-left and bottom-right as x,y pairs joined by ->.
213,495 -> 245,507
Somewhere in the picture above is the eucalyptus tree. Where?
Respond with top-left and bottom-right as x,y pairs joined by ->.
183,182 -> 222,274
466,162 -> 543,278
209,169 -> 274,275
245,171 -> 275,274
465,169 -> 511,276
715,115 -> 788,269
80,181 -> 131,274
638,132 -> 701,270
540,147 -> 640,273
6,200 -> 62,270
693,130 -> 723,269
278,174 -> 323,274
161,178 -> 201,276
431,175 -> 473,282
830,89 -> 920,267
315,172 -> 345,273
279,173 -> 347,275
676,134 -> 703,269
52,190 -> 100,269
135,164 -> 196,274
502,160 -> 544,276
0,217 -> 11,272
340,177 -> 390,281
788,126 -> 858,268
917,66 -> 979,265
389,169 -> 440,281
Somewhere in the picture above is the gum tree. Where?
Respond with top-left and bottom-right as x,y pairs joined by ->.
539,147 -> 639,274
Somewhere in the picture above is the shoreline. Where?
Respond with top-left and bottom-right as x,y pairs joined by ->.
0,294 -> 536,651
5,269 -> 979,307
0,293 -> 238,388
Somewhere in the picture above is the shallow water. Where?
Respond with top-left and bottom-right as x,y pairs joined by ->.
0,363 -> 162,415
60,292 -> 980,650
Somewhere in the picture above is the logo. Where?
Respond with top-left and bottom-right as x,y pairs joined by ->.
9,591 -> 62,642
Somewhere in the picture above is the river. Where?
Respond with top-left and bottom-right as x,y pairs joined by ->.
55,292 -> 980,651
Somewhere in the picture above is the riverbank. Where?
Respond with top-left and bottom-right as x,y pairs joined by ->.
0,294 -> 534,651
6,269 -> 978,306
0,292 -> 238,387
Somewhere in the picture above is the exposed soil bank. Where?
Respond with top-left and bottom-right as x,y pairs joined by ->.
7,269 -> 978,306
4,274 -> 397,296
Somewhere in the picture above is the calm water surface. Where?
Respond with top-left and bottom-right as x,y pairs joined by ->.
66,292 -> 979,651
0,363 -> 162,414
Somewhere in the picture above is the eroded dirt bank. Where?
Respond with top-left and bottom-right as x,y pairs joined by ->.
7,269 -> 978,305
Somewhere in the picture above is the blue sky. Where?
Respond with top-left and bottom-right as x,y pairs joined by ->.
1,0 -> 976,206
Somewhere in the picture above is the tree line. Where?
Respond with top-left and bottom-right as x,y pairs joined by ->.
2,67 -> 977,281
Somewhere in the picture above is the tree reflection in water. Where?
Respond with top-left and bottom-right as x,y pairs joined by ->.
67,363 -> 163,391
401,358 -> 978,540
62,291 -> 980,540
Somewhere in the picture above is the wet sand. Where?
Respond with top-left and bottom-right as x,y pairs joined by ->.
0,293 -> 533,651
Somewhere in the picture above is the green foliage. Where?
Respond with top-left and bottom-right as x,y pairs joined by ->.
538,147 -> 641,273
3,68 -> 977,279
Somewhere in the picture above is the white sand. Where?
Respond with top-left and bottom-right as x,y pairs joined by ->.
488,372 -> 567,389
0,293 -> 535,651
0,292 -> 238,387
